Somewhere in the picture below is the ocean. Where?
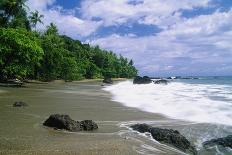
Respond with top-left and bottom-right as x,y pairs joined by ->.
103,77 -> 232,154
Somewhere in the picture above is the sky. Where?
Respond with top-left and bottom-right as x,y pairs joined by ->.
26,0 -> 232,76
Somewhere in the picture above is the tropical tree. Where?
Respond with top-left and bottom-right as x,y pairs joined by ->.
29,10 -> 44,30
0,28 -> 43,80
0,0 -> 30,29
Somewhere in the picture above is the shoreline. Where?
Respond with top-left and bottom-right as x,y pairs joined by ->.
21,78 -> 129,84
0,80 -> 169,154
0,80 -> 231,154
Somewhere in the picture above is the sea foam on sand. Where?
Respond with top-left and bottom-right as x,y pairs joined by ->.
103,81 -> 232,126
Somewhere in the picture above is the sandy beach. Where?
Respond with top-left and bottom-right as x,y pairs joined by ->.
0,81 -> 231,155
0,81 -> 168,155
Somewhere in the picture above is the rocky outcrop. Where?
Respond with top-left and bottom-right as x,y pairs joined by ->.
130,123 -> 152,133
133,76 -> 152,84
43,114 -> 98,132
80,120 -> 98,131
150,128 -> 196,154
130,124 -> 197,155
154,79 -> 168,85
13,101 -> 28,107
103,77 -> 113,84
203,135 -> 232,149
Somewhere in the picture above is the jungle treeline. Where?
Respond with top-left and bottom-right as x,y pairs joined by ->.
0,0 -> 137,81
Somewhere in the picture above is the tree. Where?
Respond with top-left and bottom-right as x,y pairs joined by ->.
129,59 -> 134,66
45,23 -> 58,35
0,0 -> 30,29
29,10 -> 44,30
0,28 -> 43,80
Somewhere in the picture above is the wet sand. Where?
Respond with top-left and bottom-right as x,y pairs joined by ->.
0,81 -> 166,155
0,81 -> 231,155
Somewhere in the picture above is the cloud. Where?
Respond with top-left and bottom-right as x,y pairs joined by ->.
80,0 -> 211,28
90,9 -> 232,76
26,0 -> 232,75
26,0 -> 102,38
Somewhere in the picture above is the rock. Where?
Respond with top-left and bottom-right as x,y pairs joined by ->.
167,77 -> 178,79
150,128 -> 197,154
43,114 -> 98,132
130,123 -> 152,133
203,135 -> 232,149
103,77 -> 113,84
43,114 -> 81,132
13,101 -> 28,107
154,79 -> 168,85
133,76 -> 152,84
130,124 -> 197,155
80,120 -> 98,131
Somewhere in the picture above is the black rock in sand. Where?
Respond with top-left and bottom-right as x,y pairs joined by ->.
80,120 -> 98,131
130,124 -> 197,155
13,101 -> 28,107
43,114 -> 98,132
103,77 -> 113,84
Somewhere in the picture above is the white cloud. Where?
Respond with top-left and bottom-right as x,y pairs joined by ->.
80,0 -> 211,28
90,9 -> 232,75
26,0 -> 102,37
26,0 -> 232,75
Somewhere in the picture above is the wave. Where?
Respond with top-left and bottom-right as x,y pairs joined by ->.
103,81 -> 232,126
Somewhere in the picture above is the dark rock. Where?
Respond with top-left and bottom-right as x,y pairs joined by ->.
150,77 -> 162,79
13,101 -> 28,107
7,79 -> 23,84
133,76 -> 152,84
203,135 -> 232,149
43,114 -> 81,132
130,123 -> 152,133
150,128 -> 197,154
43,114 -> 98,132
130,124 -> 197,155
103,77 -> 113,84
80,120 -> 98,131
0,79 -> 23,87
154,79 -> 168,85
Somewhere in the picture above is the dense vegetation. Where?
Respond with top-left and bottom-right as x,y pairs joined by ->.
0,0 -> 137,81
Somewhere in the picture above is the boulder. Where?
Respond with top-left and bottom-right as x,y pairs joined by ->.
130,123 -> 152,133
130,124 -> 197,155
133,76 -> 152,84
150,128 -> 197,154
103,77 -> 113,84
43,114 -> 98,132
154,79 -> 168,85
13,101 -> 28,107
203,135 -> 232,149
43,114 -> 81,131
80,120 -> 98,131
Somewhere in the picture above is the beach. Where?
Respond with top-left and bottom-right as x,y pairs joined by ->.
0,80 -> 231,155
0,81 -> 164,155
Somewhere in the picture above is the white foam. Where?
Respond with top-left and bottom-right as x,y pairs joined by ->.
103,81 -> 232,126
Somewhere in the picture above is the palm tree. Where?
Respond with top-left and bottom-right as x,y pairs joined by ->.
46,23 -> 58,35
29,10 -> 44,30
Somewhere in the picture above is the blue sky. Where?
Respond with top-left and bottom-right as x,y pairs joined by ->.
27,0 -> 232,76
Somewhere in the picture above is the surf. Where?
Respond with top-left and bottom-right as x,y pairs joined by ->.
103,80 -> 232,126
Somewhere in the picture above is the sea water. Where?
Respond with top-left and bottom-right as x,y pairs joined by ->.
104,77 -> 232,126
104,77 -> 232,154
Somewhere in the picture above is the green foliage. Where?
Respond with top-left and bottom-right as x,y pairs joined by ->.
0,0 -> 30,29
29,10 -> 44,30
0,28 -> 43,79
0,0 -> 138,81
